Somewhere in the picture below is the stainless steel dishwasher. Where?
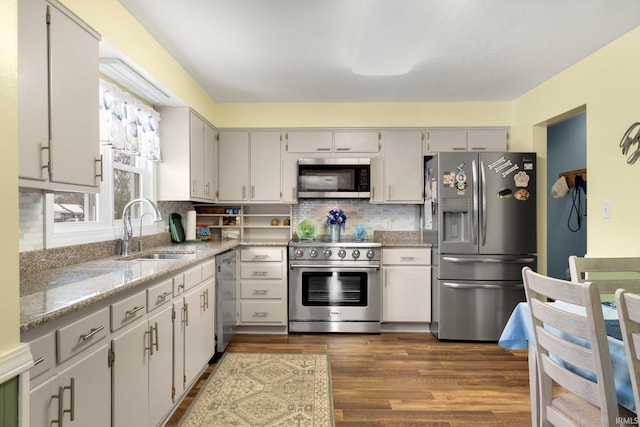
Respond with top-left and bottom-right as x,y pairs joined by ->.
215,250 -> 237,355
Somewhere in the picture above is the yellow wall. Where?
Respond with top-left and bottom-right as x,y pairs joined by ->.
512,25 -> 640,264
0,0 -> 20,352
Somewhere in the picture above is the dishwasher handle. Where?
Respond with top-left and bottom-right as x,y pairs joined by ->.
442,256 -> 535,264
442,282 -> 524,290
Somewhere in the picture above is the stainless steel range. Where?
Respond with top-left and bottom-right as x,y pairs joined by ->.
288,235 -> 381,333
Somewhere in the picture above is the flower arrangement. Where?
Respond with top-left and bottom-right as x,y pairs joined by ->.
325,209 -> 347,230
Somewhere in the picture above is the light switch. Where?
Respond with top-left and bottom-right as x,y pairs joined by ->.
602,201 -> 611,219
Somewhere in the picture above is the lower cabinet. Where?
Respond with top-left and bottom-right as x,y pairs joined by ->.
183,277 -> 216,389
382,248 -> 431,323
111,303 -> 173,426
30,343 -> 110,427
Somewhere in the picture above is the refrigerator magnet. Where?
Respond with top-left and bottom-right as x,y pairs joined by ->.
514,171 -> 530,187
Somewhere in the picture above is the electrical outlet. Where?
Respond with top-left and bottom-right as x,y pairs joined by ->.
602,201 -> 611,219
384,219 -> 392,229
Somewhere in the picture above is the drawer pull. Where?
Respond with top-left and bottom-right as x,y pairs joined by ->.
252,254 -> 270,260
253,289 -> 269,295
252,271 -> 268,277
79,325 -> 104,342
64,378 -> 75,422
253,312 -> 269,317
157,291 -> 172,301
400,257 -> 416,261
33,356 -> 45,366
125,305 -> 145,316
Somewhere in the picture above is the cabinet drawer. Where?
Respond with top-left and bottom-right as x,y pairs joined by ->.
28,333 -> 55,380
240,262 -> 283,280
147,278 -> 174,312
57,307 -> 109,363
240,281 -> 286,299
202,259 -> 216,280
240,301 -> 287,323
382,248 -> 431,265
173,273 -> 185,297
240,248 -> 282,262
183,265 -> 202,291
111,291 -> 146,332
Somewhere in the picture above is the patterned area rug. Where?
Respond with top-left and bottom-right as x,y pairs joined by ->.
178,353 -> 335,427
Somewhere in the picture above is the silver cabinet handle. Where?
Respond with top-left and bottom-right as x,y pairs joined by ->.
79,325 -> 104,342
146,322 -> 159,355
316,147 -> 331,151
183,304 -> 189,326
252,254 -> 270,260
442,256 -> 535,264
442,282 -> 524,290
204,289 -> 209,310
242,185 -> 246,199
251,185 -> 255,199
153,323 -> 159,353
253,312 -> 269,317
95,155 -> 103,182
52,386 -> 64,426
253,289 -> 269,295
252,271 -> 269,277
125,305 -> 145,316
41,144 -> 52,180
399,257 -> 416,261
335,147 -> 351,151
65,378 -> 75,422
33,356 -> 45,366
157,291 -> 172,301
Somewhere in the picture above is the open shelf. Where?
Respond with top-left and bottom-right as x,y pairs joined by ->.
193,204 -> 292,241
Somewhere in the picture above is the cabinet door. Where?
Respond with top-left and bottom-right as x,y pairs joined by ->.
425,129 -> 468,152
384,130 -> 423,203
183,279 -> 215,388
370,158 -> 384,204
281,158 -> 298,203
29,375 -> 59,427
48,3 -> 100,189
334,131 -> 381,153
172,299 -> 185,398
382,266 -> 431,322
218,131 -> 250,201
112,321 -> 149,427
59,344 -> 110,427
467,129 -> 508,151
203,123 -> 218,201
285,131 -> 332,153
250,131 -> 281,201
18,0 -> 49,182
148,305 -> 175,426
190,113 -> 206,199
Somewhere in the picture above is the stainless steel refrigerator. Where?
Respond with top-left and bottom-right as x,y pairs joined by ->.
424,152 -> 537,341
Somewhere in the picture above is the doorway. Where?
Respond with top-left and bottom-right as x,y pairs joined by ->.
546,111 -> 587,279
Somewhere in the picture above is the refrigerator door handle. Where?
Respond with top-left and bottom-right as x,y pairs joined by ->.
442,282 -> 525,290
480,159 -> 487,246
442,256 -> 536,264
472,159 -> 478,245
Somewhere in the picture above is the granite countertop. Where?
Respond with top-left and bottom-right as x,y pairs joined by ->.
374,231 -> 431,248
20,239 -> 289,332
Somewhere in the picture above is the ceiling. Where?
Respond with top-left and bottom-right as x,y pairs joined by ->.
116,0 -> 640,104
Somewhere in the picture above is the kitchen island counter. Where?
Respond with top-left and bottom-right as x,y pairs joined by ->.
20,238 -> 288,332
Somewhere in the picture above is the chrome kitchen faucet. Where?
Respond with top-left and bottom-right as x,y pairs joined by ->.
121,198 -> 162,256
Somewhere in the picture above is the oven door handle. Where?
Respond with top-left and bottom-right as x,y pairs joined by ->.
289,263 -> 380,269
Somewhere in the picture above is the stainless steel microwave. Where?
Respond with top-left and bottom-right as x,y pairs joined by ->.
297,158 -> 371,198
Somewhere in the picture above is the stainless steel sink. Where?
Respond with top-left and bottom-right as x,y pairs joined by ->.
117,251 -> 196,261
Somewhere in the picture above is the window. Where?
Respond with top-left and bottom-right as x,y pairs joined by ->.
44,80 -> 160,249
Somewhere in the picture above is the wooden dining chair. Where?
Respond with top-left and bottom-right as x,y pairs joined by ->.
615,288 -> 640,413
522,266 -> 619,426
569,255 -> 640,295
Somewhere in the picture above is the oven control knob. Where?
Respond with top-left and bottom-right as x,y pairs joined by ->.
309,249 -> 318,258
338,249 -> 346,258
366,249 -> 376,259
352,249 -> 361,259
294,249 -> 304,258
323,249 -> 332,258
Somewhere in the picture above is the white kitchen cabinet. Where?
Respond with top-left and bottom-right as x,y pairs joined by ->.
250,131 -> 282,202
111,303 -> 173,426
158,108 -> 217,202
369,158 -> 384,204
217,131 -> 250,202
183,277 -> 215,388
384,130 -> 424,203
18,0 -> 101,192
382,248 -> 431,323
467,128 -> 509,151
425,128 -> 508,153
334,130 -> 382,153
238,247 -> 287,326
281,158 -> 298,203
284,130 -> 333,153
30,343 -> 110,427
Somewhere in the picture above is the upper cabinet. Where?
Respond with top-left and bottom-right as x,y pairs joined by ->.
158,108 -> 217,202
284,130 -> 382,155
425,128 -> 509,153
19,0 -> 102,192
384,130 -> 424,203
217,130 -> 282,203
334,131 -> 382,154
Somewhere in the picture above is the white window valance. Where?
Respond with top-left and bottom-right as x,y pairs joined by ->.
99,80 -> 161,161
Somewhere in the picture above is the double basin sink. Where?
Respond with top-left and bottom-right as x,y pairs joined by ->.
117,251 -> 196,262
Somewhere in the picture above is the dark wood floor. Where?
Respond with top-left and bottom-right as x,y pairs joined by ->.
165,333 -> 532,426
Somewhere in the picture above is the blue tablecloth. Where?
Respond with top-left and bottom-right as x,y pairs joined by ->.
499,301 -> 635,412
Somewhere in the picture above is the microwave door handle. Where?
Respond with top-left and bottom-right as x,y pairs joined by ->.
480,159 -> 487,246
471,159 -> 478,246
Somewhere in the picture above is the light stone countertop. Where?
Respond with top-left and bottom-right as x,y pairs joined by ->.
20,239 -> 289,332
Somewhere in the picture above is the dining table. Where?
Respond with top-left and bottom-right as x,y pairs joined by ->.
499,301 -> 635,427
